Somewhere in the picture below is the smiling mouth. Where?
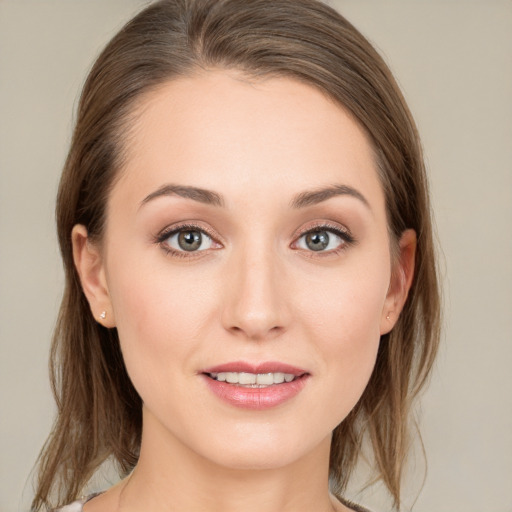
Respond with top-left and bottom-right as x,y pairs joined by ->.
206,371 -> 305,388
202,363 -> 310,409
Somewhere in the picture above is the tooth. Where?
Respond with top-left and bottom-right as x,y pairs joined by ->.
226,372 -> 239,384
256,373 -> 274,385
214,371 -> 298,385
238,372 -> 257,385
273,372 -> 285,384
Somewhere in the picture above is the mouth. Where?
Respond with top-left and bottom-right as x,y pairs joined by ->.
205,371 -> 305,388
200,362 -> 309,409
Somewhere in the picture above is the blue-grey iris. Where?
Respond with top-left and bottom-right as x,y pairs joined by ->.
178,230 -> 202,251
305,231 -> 329,251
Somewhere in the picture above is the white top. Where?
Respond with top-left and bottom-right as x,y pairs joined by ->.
55,493 -> 100,511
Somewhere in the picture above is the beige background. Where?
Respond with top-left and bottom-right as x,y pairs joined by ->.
1,1 -> 511,511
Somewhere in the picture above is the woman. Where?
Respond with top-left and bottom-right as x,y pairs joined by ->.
31,0 -> 440,511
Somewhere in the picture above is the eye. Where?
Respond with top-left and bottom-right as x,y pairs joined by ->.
294,224 -> 354,253
297,230 -> 342,252
158,224 -> 217,254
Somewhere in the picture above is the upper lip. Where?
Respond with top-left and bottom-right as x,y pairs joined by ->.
201,361 -> 308,376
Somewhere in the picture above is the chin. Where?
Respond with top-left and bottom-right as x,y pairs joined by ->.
189,421 -> 331,472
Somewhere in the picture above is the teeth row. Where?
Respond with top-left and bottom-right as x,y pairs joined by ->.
209,372 -> 296,385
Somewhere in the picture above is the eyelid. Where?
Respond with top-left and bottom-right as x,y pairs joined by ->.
156,222 -> 219,242
293,220 -> 354,241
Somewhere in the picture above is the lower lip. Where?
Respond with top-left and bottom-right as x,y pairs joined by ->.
202,374 -> 309,410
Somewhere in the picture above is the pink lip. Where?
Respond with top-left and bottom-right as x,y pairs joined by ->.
200,361 -> 310,410
202,361 -> 307,375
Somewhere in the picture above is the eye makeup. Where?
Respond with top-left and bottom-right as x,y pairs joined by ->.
154,218 -> 357,260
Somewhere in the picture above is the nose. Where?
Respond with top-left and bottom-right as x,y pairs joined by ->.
221,245 -> 290,341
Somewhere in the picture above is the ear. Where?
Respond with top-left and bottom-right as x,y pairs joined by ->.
380,229 -> 416,335
71,224 -> 116,328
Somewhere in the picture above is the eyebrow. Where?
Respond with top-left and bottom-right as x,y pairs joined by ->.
140,183 -> 370,210
140,184 -> 225,208
289,184 -> 370,210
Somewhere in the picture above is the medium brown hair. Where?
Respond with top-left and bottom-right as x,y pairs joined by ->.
32,0 -> 440,509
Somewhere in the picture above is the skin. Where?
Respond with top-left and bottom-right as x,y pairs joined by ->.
73,71 -> 415,512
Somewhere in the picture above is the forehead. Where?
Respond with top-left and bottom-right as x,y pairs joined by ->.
113,71 -> 385,213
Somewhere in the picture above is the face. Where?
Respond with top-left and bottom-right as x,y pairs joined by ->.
74,71 -> 413,471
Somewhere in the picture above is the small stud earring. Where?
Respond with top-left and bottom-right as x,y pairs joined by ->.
386,313 -> 391,320
100,311 -> 106,320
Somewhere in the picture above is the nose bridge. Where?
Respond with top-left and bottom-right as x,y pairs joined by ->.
222,236 -> 288,340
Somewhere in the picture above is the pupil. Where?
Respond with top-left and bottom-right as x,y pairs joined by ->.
178,230 -> 202,251
306,231 -> 329,251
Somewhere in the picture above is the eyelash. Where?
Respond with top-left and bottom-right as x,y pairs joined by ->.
155,221 -> 356,259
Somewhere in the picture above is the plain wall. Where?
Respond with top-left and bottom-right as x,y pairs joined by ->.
0,1 -> 511,511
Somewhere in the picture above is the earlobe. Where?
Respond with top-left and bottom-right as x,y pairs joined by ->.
380,229 -> 416,335
71,224 -> 116,327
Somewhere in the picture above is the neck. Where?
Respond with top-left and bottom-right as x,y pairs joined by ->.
118,407 -> 342,512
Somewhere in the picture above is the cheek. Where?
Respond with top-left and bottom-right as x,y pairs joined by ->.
297,261 -> 389,416
299,258 -> 389,344
106,259 -> 215,391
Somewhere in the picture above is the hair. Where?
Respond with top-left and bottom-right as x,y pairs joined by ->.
31,0 -> 440,510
